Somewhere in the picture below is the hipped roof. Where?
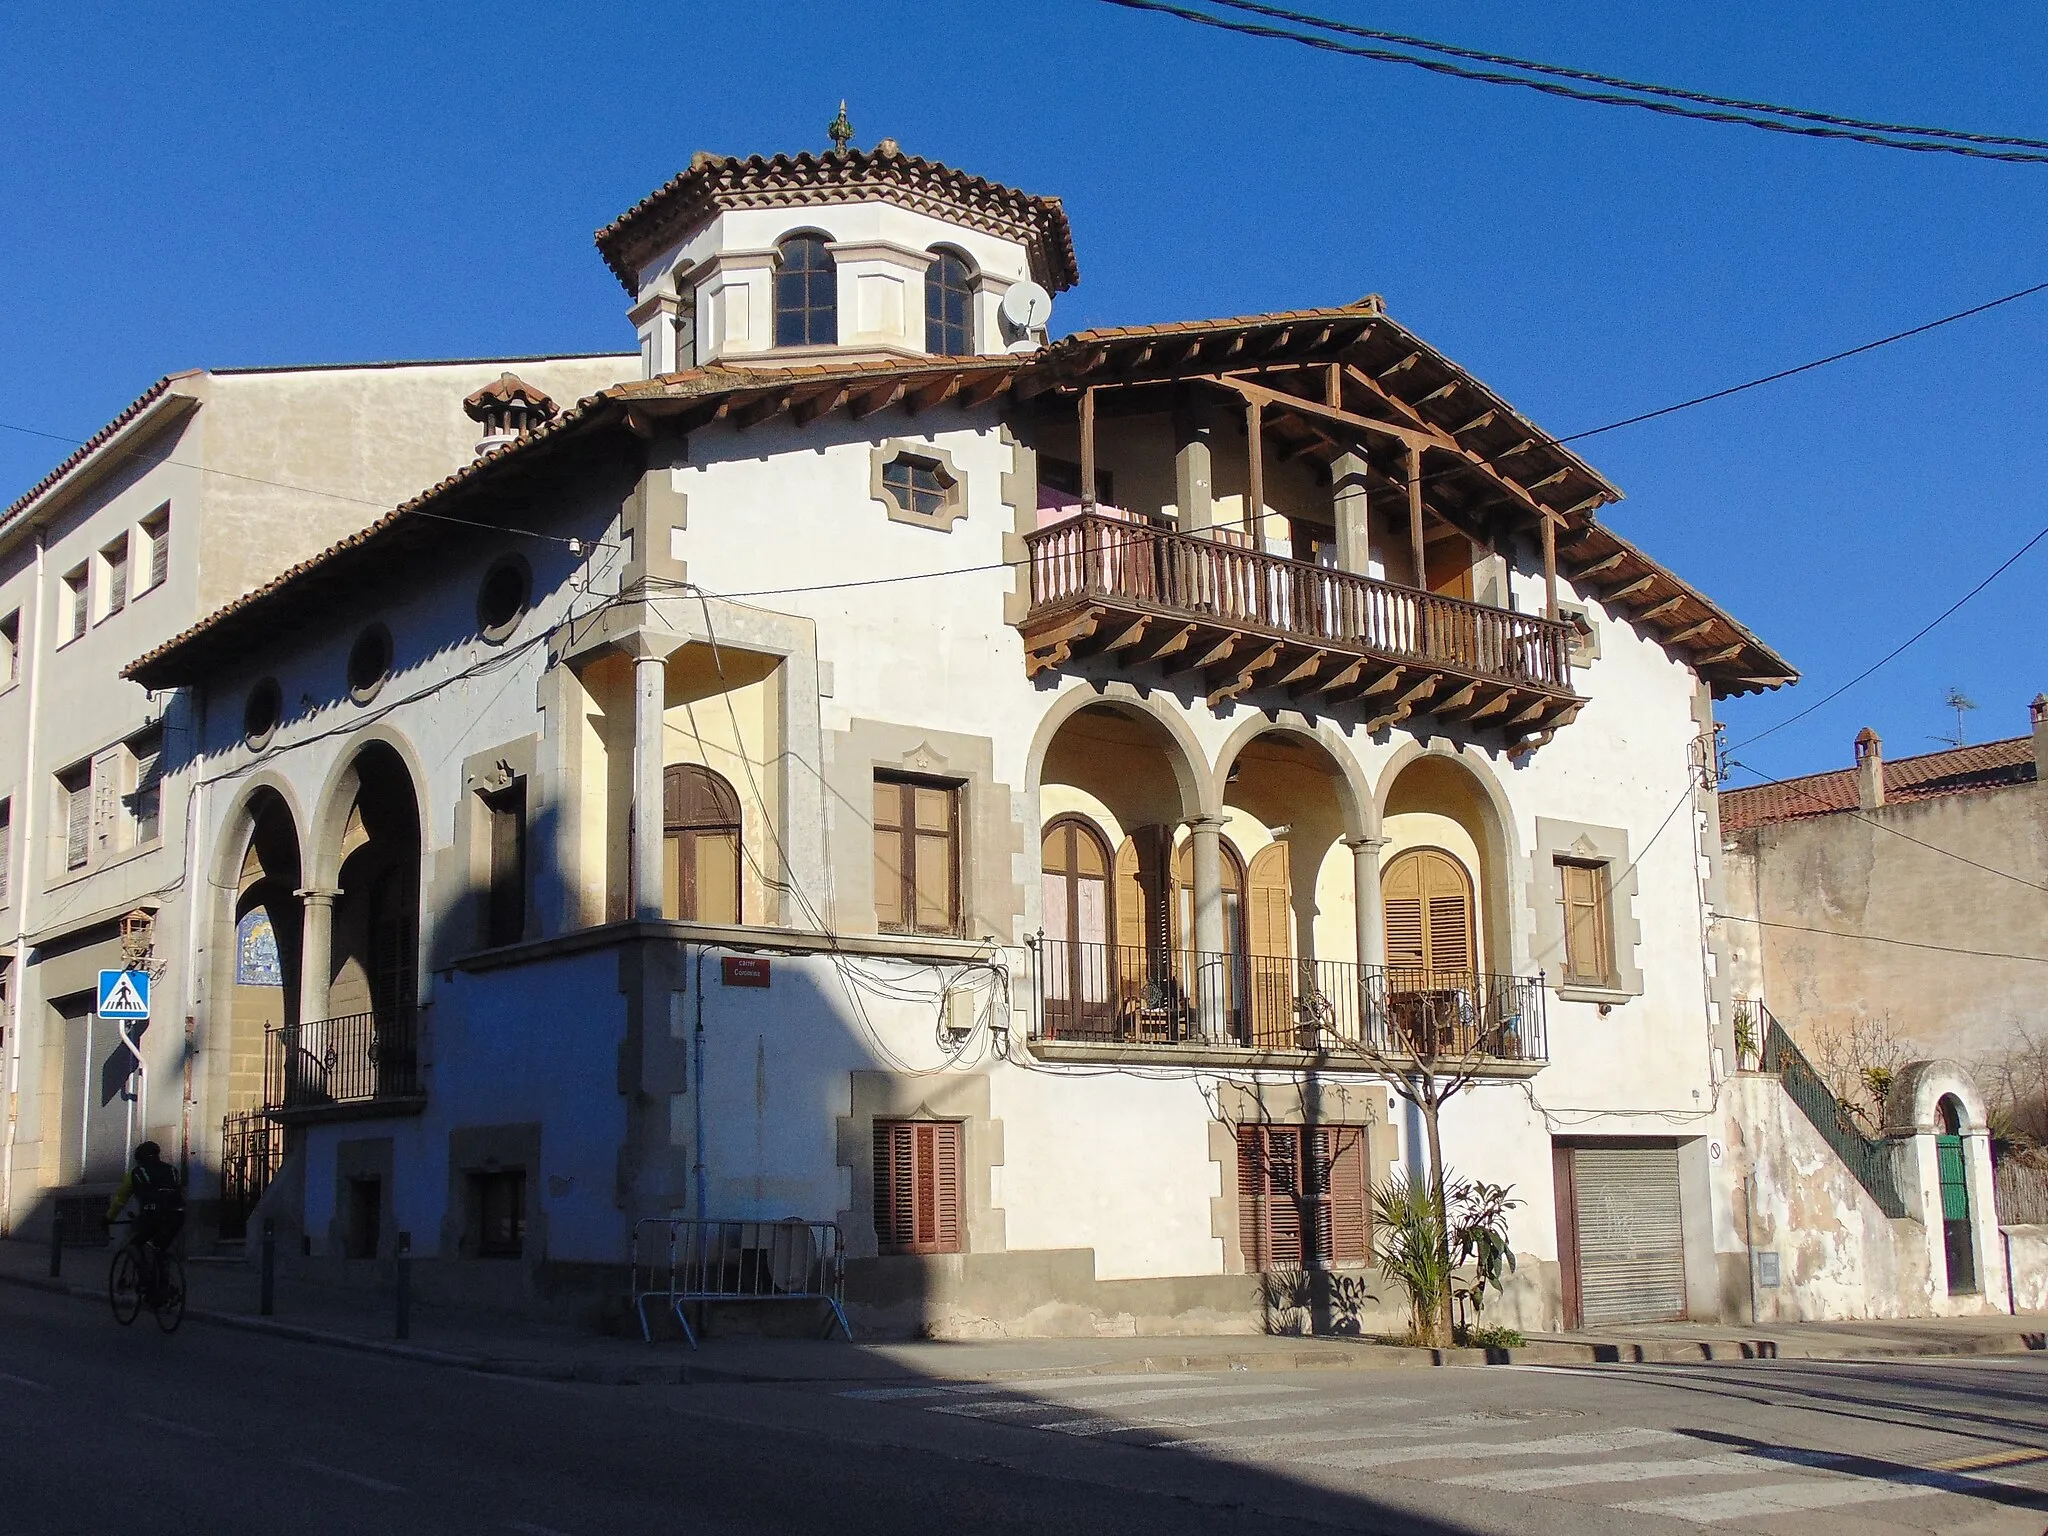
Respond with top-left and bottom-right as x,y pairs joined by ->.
126,305 -> 1796,696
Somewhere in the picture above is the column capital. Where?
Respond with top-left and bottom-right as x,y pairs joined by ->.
293,886 -> 342,904
1341,834 -> 1389,853
1183,813 -> 1231,833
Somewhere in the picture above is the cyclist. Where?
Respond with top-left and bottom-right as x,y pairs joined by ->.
107,1141 -> 184,1302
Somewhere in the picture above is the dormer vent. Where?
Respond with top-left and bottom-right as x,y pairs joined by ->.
463,373 -> 557,457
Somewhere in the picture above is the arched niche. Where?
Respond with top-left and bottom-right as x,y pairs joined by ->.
1376,746 -> 1518,977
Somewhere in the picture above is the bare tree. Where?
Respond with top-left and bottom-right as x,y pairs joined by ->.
1977,1022 -> 2048,1149
1808,1013 -> 1913,1134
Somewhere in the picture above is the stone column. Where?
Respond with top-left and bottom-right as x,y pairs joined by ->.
1188,815 -> 1230,1040
1343,835 -> 1387,1047
632,648 -> 668,921
1332,451 -> 1372,574
294,887 -> 338,1026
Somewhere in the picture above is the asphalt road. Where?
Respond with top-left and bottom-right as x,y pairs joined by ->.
4,1282 -> 2045,1535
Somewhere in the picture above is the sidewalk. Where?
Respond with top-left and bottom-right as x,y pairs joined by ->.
3,1239 -> 2040,1386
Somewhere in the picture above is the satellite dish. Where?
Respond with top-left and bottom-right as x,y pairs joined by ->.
1000,280 -> 1053,338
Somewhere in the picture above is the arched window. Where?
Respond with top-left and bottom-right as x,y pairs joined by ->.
664,764 -> 742,924
774,234 -> 837,348
925,249 -> 974,356
1174,838 -> 1247,960
1382,848 -> 1474,982
1040,816 -> 1113,1034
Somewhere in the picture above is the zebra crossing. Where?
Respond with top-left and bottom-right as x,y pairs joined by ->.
836,1373 -> 2048,1527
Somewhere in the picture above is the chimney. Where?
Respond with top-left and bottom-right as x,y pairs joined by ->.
2032,694 -> 2048,781
462,373 -> 557,458
1854,727 -> 1884,810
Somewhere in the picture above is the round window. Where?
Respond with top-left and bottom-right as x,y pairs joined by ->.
243,678 -> 283,750
477,555 -> 532,643
347,625 -> 393,704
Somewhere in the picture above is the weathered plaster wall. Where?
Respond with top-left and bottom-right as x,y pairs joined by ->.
2005,1225 -> 2048,1314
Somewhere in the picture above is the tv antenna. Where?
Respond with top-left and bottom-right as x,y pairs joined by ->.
1930,687 -> 1977,748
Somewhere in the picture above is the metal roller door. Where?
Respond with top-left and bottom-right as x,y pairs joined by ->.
1569,1145 -> 1688,1326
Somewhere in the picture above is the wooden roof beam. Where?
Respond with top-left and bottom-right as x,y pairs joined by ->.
1605,574 -> 1657,602
728,390 -> 795,431
1342,364 -> 1567,528
902,375 -> 961,416
1196,374 -> 1436,451
790,383 -> 851,425
1634,595 -> 1686,623
1665,618 -> 1717,645
848,379 -> 909,420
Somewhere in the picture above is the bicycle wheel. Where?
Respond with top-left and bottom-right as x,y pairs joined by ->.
109,1248 -> 143,1326
152,1253 -> 186,1334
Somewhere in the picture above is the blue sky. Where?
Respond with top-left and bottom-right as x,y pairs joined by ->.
5,2 -> 2046,781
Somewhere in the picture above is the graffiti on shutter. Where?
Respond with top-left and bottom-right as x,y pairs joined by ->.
1569,1145 -> 1687,1326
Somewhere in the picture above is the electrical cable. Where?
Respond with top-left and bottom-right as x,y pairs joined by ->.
1100,0 -> 2048,164
1717,913 -> 2048,965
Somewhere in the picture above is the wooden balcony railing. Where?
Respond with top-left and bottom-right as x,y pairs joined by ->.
1029,939 -> 1546,1066
1020,514 -> 1579,738
265,1006 -> 425,1120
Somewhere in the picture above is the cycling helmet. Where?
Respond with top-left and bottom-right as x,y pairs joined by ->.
134,1140 -> 163,1165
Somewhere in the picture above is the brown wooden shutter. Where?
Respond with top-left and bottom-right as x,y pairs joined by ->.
1247,843 -> 1290,958
874,1120 -> 963,1255
1382,855 -> 1426,970
1324,1128 -> 1371,1266
1560,861 -> 1612,984
1237,1127 -> 1306,1271
65,772 -> 90,869
874,1122 -> 915,1250
148,512 -> 169,590
1384,850 -> 1474,976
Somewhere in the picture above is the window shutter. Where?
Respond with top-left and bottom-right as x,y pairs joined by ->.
1324,1128 -> 1371,1266
1383,850 -> 1474,976
1560,861 -> 1612,984
930,1121 -> 963,1252
108,547 -> 127,612
150,520 -> 169,590
874,1122 -> 915,1251
874,1120 -> 963,1255
0,800 -> 11,906
65,775 -> 90,869
1426,893 -> 1472,973
1237,1127 -> 1305,1271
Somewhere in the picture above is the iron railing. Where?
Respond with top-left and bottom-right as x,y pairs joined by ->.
1024,512 -> 1575,693
264,1006 -> 423,1115
218,1108 -> 284,1239
630,1217 -> 853,1347
1030,939 -> 1545,1064
1760,1012 -> 1912,1218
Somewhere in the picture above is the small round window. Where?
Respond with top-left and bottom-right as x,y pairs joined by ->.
477,555 -> 532,644
347,624 -> 393,704
243,677 -> 283,750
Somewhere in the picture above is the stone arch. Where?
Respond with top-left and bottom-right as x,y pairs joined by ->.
1885,1059 -> 1990,1137
1023,681 -> 1214,821
1212,715 -> 1375,840
307,725 -> 432,891
1375,742 -> 1522,975
206,776 -> 307,1136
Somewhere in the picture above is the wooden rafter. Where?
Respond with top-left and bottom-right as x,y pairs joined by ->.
1341,365 -> 1568,529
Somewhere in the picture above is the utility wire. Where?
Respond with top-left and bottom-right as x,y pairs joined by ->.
1718,912 -> 2048,965
1101,0 -> 2048,164
1193,0 -> 2048,152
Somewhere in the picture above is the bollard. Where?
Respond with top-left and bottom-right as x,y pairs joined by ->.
394,1231 -> 411,1341
48,1216 -> 62,1279
259,1218 -> 276,1317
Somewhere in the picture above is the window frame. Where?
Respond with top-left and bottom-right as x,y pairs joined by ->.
482,779 -> 527,947
1556,857 -> 1617,988
662,763 -> 743,925
873,1118 -> 964,1256
873,772 -> 963,937
0,609 -> 18,688
0,796 -> 12,906
136,505 -> 170,598
56,761 -> 91,873
870,441 -> 967,532
473,1169 -> 527,1259
97,534 -> 129,623
61,566 -> 88,645
1236,1123 -> 1371,1272
773,233 -> 838,349
924,248 -> 975,356
124,727 -> 164,850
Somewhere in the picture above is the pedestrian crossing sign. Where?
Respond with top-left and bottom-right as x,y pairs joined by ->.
97,969 -> 151,1020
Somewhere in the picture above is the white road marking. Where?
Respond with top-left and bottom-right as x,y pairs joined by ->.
839,1373 -> 1212,1402
1042,1398 -> 1384,1436
1294,1426 -> 1688,1472
1450,1453 -> 1764,1490
1167,1409 -> 1575,1454
133,1413 -> 216,1440
0,1372 -> 49,1391
1621,1462 -> 2048,1523
936,1382 -> 1309,1419
289,1457 -> 405,1494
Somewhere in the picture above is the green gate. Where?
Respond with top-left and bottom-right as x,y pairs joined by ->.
1936,1132 -> 1976,1294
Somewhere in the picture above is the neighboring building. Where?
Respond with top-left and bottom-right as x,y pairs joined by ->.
108,140 -> 1902,1336
0,354 -> 633,1235
1719,703 -> 2048,1068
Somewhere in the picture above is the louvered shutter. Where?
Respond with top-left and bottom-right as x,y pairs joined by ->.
1569,1146 -> 1687,1325
1237,1127 -> 1268,1269
1383,850 -> 1474,978
149,515 -> 169,590
1559,861 -> 1612,984
874,1122 -> 915,1251
65,773 -> 90,869
1237,1127 -> 1305,1271
1426,890 -> 1472,972
1324,1128 -> 1371,1266
874,1120 -> 963,1255
0,800 -> 11,906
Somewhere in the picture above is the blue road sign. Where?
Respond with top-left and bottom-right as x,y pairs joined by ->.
97,969 -> 151,1020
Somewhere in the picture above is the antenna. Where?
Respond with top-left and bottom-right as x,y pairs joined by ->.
1929,686 -> 1978,748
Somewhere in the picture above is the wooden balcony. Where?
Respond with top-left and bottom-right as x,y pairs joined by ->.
1021,514 -> 1581,742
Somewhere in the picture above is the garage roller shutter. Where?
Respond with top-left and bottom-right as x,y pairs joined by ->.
1572,1146 -> 1687,1326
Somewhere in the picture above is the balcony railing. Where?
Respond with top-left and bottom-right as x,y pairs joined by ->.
264,1006 -> 424,1119
1022,513 -> 1575,699
1030,939 -> 1546,1065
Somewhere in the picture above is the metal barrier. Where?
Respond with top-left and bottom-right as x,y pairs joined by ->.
630,1217 -> 853,1347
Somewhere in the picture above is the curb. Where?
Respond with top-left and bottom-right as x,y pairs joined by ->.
4,1267 -> 2038,1384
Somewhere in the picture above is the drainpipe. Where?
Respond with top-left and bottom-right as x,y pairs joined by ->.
693,945 -> 707,1218
2,527 -> 49,1234
1742,1175 -> 1759,1326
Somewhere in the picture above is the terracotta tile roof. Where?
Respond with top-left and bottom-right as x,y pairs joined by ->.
1720,736 -> 2037,832
595,146 -> 1079,295
1,374 -> 193,533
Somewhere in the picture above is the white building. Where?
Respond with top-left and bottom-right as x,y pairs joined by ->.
95,143 -> 2021,1333
0,353 -> 632,1239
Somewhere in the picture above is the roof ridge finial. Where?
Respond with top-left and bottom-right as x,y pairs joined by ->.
827,100 -> 853,154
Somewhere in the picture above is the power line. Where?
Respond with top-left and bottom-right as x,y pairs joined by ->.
1722,755 -> 2048,895
1101,0 -> 2048,164
1724,515 -> 2048,752
1193,0 -> 2048,152
1718,912 -> 2048,966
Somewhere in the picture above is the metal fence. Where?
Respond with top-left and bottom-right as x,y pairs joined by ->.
630,1218 -> 852,1347
1760,1013 -> 1912,1219
1030,939 -> 1546,1064
1994,1155 -> 2048,1226
218,1108 -> 284,1240
265,1006 -> 421,1112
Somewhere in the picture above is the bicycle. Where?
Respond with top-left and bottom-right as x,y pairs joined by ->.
108,1218 -> 186,1334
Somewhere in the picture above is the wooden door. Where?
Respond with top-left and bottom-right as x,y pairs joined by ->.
1041,818 -> 1112,1034
1382,849 -> 1475,1054
1246,843 -> 1293,1047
